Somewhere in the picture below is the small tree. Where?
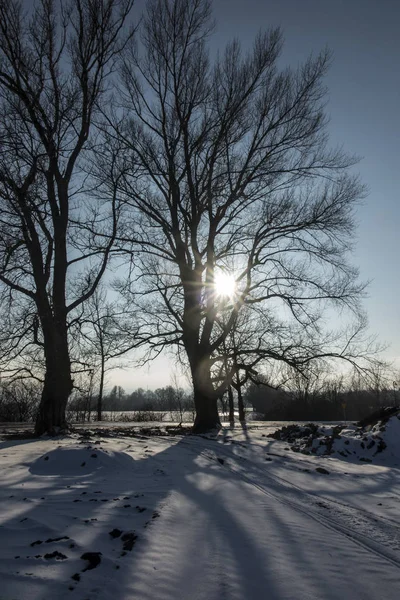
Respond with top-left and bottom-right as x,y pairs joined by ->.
74,286 -> 138,421
105,385 -> 126,419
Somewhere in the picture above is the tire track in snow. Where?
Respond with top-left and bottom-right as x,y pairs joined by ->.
227,441 -> 400,532
176,435 -> 400,570
100,431 -> 400,569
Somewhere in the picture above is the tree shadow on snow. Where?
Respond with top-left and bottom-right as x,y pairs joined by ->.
0,429 -> 290,600
0,427 -> 398,600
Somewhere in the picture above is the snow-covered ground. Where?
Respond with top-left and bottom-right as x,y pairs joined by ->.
0,418 -> 399,600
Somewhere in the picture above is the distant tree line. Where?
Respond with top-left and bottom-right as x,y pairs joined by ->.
0,380 -> 195,424
2,366 -> 398,425
66,384 -> 195,424
245,369 -> 399,422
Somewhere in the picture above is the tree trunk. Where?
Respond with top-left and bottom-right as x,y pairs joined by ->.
187,348 -> 222,433
35,322 -> 73,436
237,378 -> 245,422
193,387 -> 221,433
228,385 -> 235,423
97,357 -> 105,421
35,365 -> 73,435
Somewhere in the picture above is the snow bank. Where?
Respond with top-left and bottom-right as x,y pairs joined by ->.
29,446 -> 134,477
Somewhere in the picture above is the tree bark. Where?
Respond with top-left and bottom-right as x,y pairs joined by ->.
192,388 -> 221,433
35,318 -> 73,435
228,385 -> 235,424
35,370 -> 72,435
97,355 -> 105,421
189,352 -> 221,433
237,377 -> 245,422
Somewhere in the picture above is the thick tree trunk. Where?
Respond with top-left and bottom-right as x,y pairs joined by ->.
35,372 -> 72,435
193,387 -> 221,433
35,324 -> 73,436
228,385 -> 235,424
189,353 -> 221,433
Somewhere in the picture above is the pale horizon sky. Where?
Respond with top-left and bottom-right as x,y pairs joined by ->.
107,0 -> 400,392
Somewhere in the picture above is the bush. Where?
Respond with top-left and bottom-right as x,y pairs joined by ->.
119,411 -> 167,422
0,381 -> 41,422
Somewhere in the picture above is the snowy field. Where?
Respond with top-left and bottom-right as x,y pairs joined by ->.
0,417 -> 399,600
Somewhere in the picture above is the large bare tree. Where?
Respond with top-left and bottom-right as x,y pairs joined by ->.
105,0 -> 373,431
0,0 -> 134,434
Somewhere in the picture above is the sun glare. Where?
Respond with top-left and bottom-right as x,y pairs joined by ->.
214,272 -> 236,298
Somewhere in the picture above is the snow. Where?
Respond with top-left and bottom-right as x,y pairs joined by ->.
0,420 -> 399,599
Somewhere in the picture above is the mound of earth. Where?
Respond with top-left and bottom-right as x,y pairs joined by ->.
269,409 -> 400,464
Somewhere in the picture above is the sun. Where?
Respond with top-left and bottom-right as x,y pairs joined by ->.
214,272 -> 236,299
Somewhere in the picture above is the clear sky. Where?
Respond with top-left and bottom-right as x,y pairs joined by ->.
111,0 -> 400,391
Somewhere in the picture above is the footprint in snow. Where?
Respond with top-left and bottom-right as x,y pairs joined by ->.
44,551 -> 68,560
31,536 -> 69,547
109,528 -> 123,539
81,552 -> 102,571
121,532 -> 137,553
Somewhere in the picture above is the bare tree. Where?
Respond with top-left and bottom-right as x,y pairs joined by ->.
220,309 -> 266,423
75,285 -> 138,421
0,0 -> 134,433
104,0 -> 378,432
